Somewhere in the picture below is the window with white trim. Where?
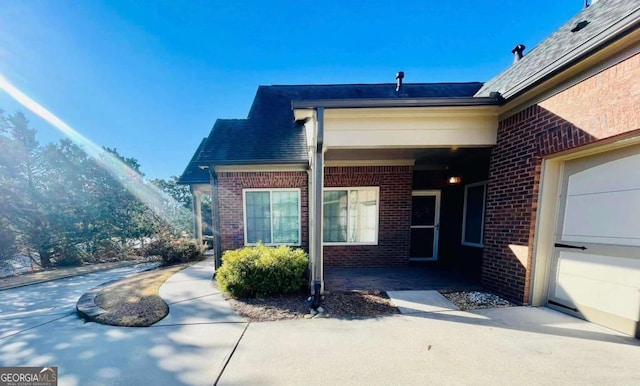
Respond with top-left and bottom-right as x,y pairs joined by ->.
462,181 -> 487,247
244,189 -> 300,245
323,187 -> 379,244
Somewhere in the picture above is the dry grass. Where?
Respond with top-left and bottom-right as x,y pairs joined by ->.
94,265 -> 185,327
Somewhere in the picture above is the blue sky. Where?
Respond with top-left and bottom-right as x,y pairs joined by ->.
0,1 -> 583,179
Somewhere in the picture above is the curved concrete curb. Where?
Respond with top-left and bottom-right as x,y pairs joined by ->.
76,279 -> 118,321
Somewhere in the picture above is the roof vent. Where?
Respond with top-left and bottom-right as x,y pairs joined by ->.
395,71 -> 405,92
511,44 -> 526,63
571,20 -> 590,32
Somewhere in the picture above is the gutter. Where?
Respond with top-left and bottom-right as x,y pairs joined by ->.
292,96 -> 501,110
194,158 -> 307,167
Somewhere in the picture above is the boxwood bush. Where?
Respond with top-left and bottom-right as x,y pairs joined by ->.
216,244 -> 308,298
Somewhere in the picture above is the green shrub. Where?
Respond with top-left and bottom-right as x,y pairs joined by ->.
142,235 -> 205,265
94,239 -> 132,262
51,243 -> 90,267
216,244 -> 308,298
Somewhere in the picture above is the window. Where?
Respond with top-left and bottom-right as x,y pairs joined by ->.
323,187 -> 378,244
244,189 -> 300,245
462,182 -> 487,247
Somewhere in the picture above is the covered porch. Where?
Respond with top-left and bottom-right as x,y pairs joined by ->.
325,265 -> 482,292
294,97 -> 500,293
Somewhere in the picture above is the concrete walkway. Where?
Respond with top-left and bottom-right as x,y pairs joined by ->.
387,290 -> 460,314
154,258 -> 244,326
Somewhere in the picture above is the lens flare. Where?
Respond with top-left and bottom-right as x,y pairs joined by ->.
0,74 -> 194,230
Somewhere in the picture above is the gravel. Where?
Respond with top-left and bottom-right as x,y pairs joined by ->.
224,291 -> 399,322
441,291 -> 514,311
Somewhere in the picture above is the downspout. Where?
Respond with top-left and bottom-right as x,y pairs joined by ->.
209,167 -> 223,270
311,107 -> 324,309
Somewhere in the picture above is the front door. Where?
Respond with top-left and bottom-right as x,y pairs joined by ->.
410,190 -> 440,261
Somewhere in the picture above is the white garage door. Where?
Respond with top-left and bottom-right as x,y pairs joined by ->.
548,144 -> 640,338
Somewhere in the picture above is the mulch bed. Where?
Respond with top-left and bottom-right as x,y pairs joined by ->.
224,289 -> 515,322
224,291 -> 400,322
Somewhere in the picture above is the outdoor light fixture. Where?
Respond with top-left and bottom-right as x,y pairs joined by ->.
448,176 -> 462,185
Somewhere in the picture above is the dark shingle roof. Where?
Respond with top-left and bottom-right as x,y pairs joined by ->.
177,138 -> 210,184
187,82 -> 483,169
476,0 -> 640,98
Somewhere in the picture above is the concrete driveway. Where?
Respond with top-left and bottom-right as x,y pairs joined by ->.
2,261 -> 639,385
218,307 -> 640,385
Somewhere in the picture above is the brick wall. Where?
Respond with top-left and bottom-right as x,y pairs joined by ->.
216,171 -> 309,252
483,53 -> 640,303
214,166 -> 413,268
323,166 -> 413,267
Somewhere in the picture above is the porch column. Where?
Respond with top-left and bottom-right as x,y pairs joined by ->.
191,188 -> 203,243
189,185 -> 202,242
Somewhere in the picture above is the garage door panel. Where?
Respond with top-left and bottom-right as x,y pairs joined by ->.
554,251 -> 640,321
565,152 -> 640,196
562,189 -> 640,247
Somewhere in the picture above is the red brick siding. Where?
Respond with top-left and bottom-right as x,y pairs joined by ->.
484,53 -> 640,303
323,166 -> 413,267
216,171 -> 309,252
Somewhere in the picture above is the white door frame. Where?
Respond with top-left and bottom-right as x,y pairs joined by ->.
410,190 -> 441,261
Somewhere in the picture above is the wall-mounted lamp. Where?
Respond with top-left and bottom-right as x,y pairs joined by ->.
448,176 -> 462,185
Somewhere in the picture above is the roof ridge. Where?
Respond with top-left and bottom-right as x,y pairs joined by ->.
263,81 -> 484,88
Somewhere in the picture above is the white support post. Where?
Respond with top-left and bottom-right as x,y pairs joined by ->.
194,189 -> 203,243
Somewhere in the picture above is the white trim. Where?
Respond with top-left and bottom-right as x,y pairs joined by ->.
410,190 -> 441,261
242,188 -> 302,247
322,105 -> 498,148
322,186 -> 380,245
215,164 -> 307,172
324,159 -> 415,167
323,242 -> 378,246
324,105 -> 499,119
462,181 -> 488,248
